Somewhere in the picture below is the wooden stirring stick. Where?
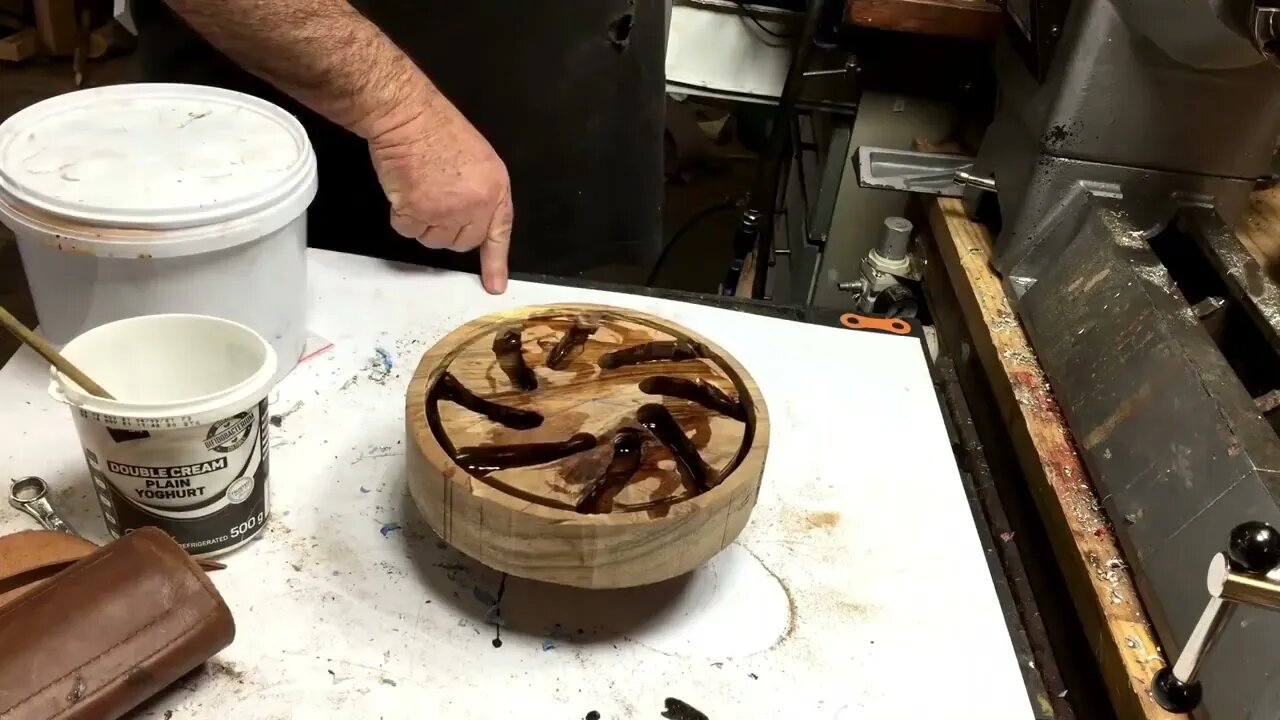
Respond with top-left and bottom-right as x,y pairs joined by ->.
0,316 -> 230,570
0,306 -> 115,399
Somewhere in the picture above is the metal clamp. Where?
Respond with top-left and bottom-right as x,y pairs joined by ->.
1152,522 -> 1280,713
8,476 -> 74,534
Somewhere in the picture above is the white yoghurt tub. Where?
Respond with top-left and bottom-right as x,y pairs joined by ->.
0,83 -> 318,384
51,314 -> 278,557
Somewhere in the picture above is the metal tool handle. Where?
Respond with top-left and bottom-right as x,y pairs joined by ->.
8,476 -> 74,534
954,170 -> 997,193
1152,522 -> 1280,713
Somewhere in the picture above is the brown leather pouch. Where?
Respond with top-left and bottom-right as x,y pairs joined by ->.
0,527 -> 235,720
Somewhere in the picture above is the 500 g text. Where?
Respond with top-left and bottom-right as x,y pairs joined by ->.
230,512 -> 266,539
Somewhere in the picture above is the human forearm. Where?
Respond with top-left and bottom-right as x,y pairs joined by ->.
162,0 -> 438,139
165,0 -> 514,294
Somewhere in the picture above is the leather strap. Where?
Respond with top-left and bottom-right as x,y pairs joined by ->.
0,531 -> 224,608
0,531 -> 96,607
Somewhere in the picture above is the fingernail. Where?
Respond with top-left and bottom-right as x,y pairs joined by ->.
482,272 -> 504,294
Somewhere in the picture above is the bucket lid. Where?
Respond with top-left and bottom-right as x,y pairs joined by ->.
0,84 -> 316,249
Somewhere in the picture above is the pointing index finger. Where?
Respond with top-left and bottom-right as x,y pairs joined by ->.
480,191 -> 513,295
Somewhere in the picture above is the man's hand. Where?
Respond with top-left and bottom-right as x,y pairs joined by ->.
368,104 -> 513,294
162,0 -> 514,294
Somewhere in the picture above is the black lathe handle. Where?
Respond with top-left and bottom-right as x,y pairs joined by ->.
1151,522 -> 1280,713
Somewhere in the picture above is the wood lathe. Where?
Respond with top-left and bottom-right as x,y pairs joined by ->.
953,1 -> 1280,716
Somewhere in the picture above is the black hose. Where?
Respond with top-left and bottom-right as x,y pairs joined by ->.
731,1 -> 796,41
647,200 -> 738,287
723,0 -> 827,298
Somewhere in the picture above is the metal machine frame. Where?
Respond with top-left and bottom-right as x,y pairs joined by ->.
969,0 -> 1280,715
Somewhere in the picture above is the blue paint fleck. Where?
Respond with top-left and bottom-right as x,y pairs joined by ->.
379,523 -> 402,538
541,623 -> 570,652
360,486 -> 370,494
374,347 -> 393,373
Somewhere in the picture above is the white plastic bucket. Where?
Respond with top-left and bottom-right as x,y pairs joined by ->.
0,83 -> 317,386
50,314 -> 279,558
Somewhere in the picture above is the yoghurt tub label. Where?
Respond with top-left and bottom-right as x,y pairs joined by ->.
75,398 -> 271,556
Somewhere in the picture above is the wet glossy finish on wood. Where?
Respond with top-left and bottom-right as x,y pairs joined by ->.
406,304 -> 769,588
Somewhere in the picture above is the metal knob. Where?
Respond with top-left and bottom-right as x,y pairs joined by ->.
1227,521 -> 1280,573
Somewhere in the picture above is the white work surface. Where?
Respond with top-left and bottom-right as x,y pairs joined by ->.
0,250 -> 1033,720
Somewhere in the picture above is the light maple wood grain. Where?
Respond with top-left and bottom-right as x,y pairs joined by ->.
406,304 -> 769,589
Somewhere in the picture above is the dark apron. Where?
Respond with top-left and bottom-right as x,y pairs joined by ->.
132,1 -> 665,279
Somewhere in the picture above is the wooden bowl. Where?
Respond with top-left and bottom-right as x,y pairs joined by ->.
405,304 -> 769,588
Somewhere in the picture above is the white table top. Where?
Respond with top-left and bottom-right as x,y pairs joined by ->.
0,250 -> 1033,720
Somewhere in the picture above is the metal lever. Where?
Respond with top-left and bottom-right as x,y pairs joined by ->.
1152,521 -> 1280,713
803,58 -> 860,78
8,476 -> 75,534
954,170 -> 997,193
